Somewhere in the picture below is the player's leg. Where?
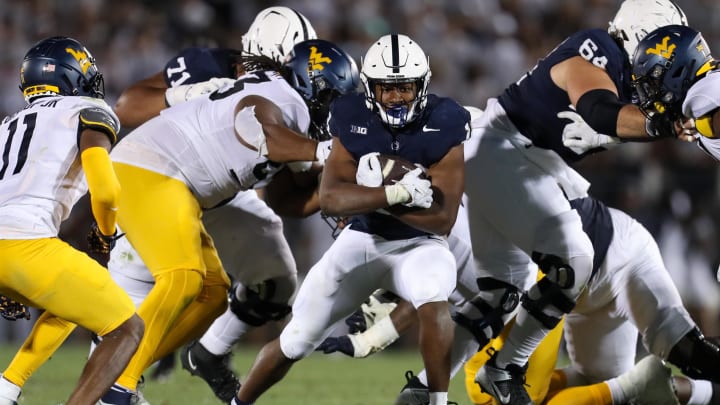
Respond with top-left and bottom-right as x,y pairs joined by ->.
182,191 -> 296,401
235,229 -> 382,404
0,238 -> 143,405
0,311 -> 76,403
108,163 -> 219,395
387,236 -> 457,405
466,121 -> 594,404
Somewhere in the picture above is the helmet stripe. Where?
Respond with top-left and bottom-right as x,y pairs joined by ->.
391,34 -> 399,73
290,8 -> 309,40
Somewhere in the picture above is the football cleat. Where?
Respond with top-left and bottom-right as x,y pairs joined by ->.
96,384 -> 134,405
617,355 -> 679,405
181,341 -> 241,402
394,370 -> 429,405
475,352 -> 532,405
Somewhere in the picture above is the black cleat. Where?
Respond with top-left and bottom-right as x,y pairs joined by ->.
181,341 -> 241,402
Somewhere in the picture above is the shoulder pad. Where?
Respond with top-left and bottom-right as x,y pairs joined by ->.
79,106 -> 120,144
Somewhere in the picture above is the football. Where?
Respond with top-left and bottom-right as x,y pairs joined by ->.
376,154 -> 427,185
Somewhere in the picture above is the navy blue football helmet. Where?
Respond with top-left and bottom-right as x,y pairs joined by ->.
19,36 -> 104,102
283,39 -> 360,140
632,25 -> 715,119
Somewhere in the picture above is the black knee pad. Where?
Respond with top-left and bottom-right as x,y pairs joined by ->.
668,328 -> 720,383
452,277 -> 521,347
521,277 -> 576,329
229,280 -> 292,327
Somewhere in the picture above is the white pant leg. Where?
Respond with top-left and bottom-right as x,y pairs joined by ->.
205,190 -> 297,285
280,229 -> 456,359
565,208 -> 696,380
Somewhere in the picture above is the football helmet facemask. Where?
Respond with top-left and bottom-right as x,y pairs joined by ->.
19,36 -> 104,102
283,39 -> 360,141
360,34 -> 431,128
632,25 -> 715,119
608,0 -> 688,62
242,6 -> 317,62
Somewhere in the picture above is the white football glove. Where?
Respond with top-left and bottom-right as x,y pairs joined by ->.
165,77 -> 236,106
386,168 -> 433,208
356,152 -> 383,187
559,110 -> 621,154
316,140 -> 333,165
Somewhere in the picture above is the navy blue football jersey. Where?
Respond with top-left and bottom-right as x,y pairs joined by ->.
163,47 -> 239,87
499,29 -> 633,163
570,196 -> 613,280
329,93 -> 470,240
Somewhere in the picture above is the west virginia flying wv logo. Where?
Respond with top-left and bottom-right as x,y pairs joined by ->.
645,36 -> 676,59
308,46 -> 332,70
65,47 -> 92,74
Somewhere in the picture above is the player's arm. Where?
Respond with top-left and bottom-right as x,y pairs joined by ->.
386,144 -> 465,236
319,138 -> 403,216
553,56 -> 692,141
234,95 -> 323,163
264,165 -> 322,217
114,72 -> 168,128
78,108 -> 121,236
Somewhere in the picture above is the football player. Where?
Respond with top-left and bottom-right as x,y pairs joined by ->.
321,105 -> 720,405
0,36 -> 144,405
110,7 -> 323,402
233,33 -> 469,405
93,36 -> 358,405
462,1 -> 697,403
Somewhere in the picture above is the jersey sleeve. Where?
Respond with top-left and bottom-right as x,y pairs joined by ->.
683,72 -> 720,118
560,29 -> 630,97
76,98 -> 121,146
163,47 -> 238,87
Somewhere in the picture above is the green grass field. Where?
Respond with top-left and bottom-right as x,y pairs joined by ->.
0,341 -> 471,405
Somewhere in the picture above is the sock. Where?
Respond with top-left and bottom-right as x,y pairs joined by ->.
0,376 -> 21,402
429,391 -> 448,405
496,310 -> 549,368
231,398 -> 253,405
606,378 -> 627,404
199,309 -> 252,355
545,383 -> 612,405
688,379 -> 714,405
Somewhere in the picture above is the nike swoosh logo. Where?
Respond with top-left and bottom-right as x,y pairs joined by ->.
422,125 -> 441,132
186,351 -> 197,371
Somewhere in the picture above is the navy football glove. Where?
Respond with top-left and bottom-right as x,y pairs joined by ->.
0,294 -> 31,321
87,222 -> 124,254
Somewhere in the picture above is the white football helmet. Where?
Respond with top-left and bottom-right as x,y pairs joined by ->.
608,0 -> 688,61
242,6 -> 317,62
360,34 -> 431,128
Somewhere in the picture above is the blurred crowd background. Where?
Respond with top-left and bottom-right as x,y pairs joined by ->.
1,0 -> 720,342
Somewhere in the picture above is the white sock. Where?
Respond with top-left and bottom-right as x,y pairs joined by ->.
429,391 -> 448,405
0,376 -> 21,402
605,378 -> 627,405
199,309 -> 252,355
688,379 -> 714,405
496,310 -> 549,368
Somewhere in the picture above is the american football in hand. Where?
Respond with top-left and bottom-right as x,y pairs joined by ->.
376,154 -> 427,185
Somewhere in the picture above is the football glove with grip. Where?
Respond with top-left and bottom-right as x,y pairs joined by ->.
87,222 -> 124,254
0,295 -> 31,321
165,77 -> 236,106
356,152 -> 384,187
559,110 -> 621,154
386,168 -> 433,208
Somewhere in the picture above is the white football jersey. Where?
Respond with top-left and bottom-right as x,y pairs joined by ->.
0,96 -> 119,238
685,71 -> 720,161
111,70 -> 310,208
